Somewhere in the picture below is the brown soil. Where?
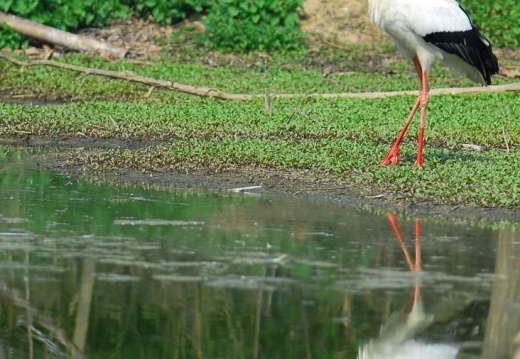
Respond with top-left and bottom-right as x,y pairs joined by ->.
300,0 -> 385,44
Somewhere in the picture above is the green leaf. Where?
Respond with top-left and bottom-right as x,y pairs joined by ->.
228,6 -> 239,17
0,0 -> 13,12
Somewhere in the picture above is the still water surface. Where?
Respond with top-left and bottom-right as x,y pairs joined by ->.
0,149 -> 519,359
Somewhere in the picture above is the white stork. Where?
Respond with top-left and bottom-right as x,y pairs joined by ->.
368,0 -> 499,166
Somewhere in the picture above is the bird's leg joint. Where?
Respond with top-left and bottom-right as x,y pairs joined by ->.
419,90 -> 429,107
419,71 -> 430,108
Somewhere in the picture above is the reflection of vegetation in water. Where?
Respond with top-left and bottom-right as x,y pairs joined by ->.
0,148 -> 252,238
0,255 -> 493,359
0,235 -> 498,359
0,242 -> 371,359
483,226 -> 520,359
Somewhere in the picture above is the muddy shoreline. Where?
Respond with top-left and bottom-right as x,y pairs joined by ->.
6,136 -> 518,222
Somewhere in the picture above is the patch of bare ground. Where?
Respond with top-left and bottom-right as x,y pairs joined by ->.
78,17 -> 174,58
301,0 -> 384,44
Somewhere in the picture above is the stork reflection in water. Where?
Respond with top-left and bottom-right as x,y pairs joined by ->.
358,215 -> 459,359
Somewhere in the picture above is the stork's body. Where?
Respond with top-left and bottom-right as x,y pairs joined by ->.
368,0 -> 499,166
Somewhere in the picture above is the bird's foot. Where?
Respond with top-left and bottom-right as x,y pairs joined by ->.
379,147 -> 400,166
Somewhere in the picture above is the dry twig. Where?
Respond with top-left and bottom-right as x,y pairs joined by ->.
502,124 -> 510,152
1,52 -> 519,100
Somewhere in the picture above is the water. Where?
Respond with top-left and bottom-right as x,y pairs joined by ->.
0,149 -> 519,359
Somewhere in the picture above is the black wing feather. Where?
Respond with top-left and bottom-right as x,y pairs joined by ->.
422,7 -> 499,85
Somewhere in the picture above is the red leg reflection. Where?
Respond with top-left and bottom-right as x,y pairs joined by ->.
387,214 -> 422,305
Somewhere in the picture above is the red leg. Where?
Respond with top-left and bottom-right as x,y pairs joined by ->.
387,214 -> 423,305
380,57 -> 429,167
412,57 -> 422,84
414,219 -> 421,272
386,214 -> 415,272
379,97 -> 420,166
413,219 -> 422,302
416,71 -> 430,167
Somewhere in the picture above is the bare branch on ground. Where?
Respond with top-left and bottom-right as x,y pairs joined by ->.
1,52 -> 518,100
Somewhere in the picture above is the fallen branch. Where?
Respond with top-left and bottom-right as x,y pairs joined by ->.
0,52 -> 240,99
1,52 -> 519,100
0,11 -> 126,59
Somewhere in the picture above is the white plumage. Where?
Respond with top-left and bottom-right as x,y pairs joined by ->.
357,295 -> 459,359
368,0 -> 499,166
359,340 -> 459,359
